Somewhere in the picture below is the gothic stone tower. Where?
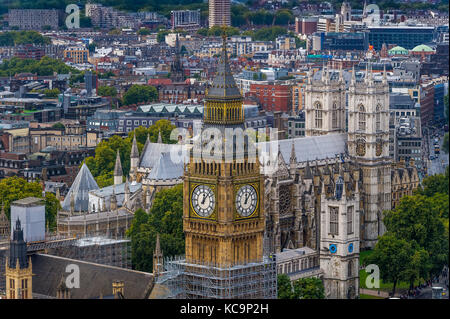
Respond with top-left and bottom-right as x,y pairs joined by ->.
304,67 -> 346,136
347,65 -> 391,249
5,219 -> 33,299
183,34 -> 265,267
320,174 -> 360,299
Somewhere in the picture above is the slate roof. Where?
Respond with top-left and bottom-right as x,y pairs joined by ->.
258,133 -> 347,164
90,182 -> 142,198
61,164 -> 99,212
147,152 -> 184,180
206,36 -> 241,99
139,141 -> 185,169
31,254 -> 154,299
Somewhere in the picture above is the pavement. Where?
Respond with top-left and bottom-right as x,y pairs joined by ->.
424,128 -> 449,176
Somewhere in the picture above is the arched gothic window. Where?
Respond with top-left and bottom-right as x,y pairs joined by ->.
376,105 -> 381,131
358,105 -> 366,131
348,260 -> 353,277
314,102 -> 323,129
332,102 -> 338,129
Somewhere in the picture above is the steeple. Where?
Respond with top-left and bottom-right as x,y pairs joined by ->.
157,130 -> 162,144
153,233 -> 164,276
382,64 -> 387,85
124,177 -> 130,206
170,33 -> 184,83
130,134 -> 139,181
0,202 -> 9,239
203,31 -> 244,125
131,134 -> 139,159
290,140 -> 297,164
9,219 -> 28,269
114,149 -> 123,185
351,65 -> 356,86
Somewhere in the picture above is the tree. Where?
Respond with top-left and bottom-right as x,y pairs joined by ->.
383,193 -> 448,279
0,56 -> 80,77
85,120 -> 176,188
403,248 -> 432,293
368,234 -> 414,296
415,166 -> 449,197
292,277 -> 325,299
138,28 -> 151,35
122,84 -> 158,106
43,88 -> 60,98
274,9 -> 294,25
277,274 -> 293,299
127,184 -> 184,272
157,29 -> 170,43
0,176 -> 60,230
97,86 -> 117,98
51,122 -> 65,129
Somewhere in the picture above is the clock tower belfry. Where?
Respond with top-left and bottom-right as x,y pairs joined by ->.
183,33 -> 265,268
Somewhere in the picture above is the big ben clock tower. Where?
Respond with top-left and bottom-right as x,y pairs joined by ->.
183,34 -> 265,268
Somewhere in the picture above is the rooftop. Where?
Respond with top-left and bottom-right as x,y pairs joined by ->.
11,197 -> 44,207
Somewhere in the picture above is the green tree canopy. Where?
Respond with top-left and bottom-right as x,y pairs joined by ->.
292,277 -> 325,299
127,184 -> 184,272
97,86 -> 117,98
277,274 -> 325,299
367,234 -> 414,296
0,176 -> 60,231
0,56 -> 80,77
85,120 -> 176,188
43,88 -> 60,98
122,84 -> 158,106
0,30 -> 50,46
51,122 -> 65,129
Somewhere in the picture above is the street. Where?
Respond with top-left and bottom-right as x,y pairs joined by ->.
424,128 -> 449,176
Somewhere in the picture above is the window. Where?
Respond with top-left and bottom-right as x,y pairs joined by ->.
134,120 -> 139,126
142,120 -> 147,126
330,206 -> 339,235
347,206 -> 353,234
348,260 -> 353,277
332,103 -> 338,129
314,101 -> 323,129
376,105 -> 381,131
358,105 -> 366,131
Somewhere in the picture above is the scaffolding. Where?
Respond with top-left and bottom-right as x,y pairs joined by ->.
156,255 -> 277,299
47,235 -> 131,269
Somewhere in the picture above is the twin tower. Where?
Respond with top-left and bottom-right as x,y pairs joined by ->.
304,64 -> 391,248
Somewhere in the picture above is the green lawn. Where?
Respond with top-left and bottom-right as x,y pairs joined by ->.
359,294 -> 384,299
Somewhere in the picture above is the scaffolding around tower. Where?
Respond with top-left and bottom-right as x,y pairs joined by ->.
155,255 -> 277,299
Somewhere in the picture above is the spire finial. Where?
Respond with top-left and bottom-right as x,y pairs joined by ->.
157,130 -> 162,144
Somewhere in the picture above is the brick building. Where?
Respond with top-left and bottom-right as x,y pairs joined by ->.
248,83 -> 292,112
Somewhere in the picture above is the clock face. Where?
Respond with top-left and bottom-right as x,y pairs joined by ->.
348,243 -> 354,253
235,185 -> 258,217
356,139 -> 366,156
191,185 -> 215,217
376,140 -> 382,156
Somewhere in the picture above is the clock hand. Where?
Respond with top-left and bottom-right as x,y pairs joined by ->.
244,193 -> 249,205
201,194 -> 206,205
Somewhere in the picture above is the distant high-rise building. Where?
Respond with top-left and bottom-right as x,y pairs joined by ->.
8,9 -> 60,30
208,0 -> 230,28
171,9 -> 200,31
